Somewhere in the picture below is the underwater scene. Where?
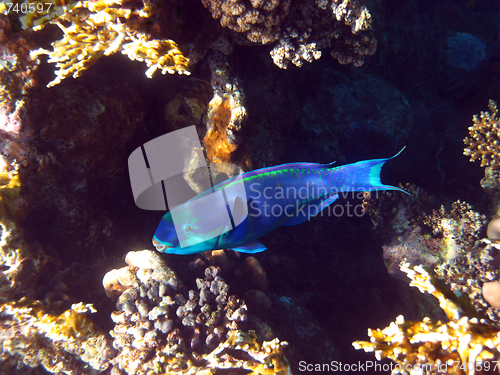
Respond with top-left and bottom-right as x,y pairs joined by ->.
2,0 -> 500,374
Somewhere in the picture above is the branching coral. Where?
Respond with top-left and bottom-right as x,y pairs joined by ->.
202,0 -> 375,69
31,0 -> 190,87
201,0 -> 291,44
270,0 -> 375,69
464,99 -> 500,169
104,250 -> 290,374
354,263 -> 500,375
0,297 -> 114,373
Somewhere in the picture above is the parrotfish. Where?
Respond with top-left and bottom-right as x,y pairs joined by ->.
153,149 -> 407,255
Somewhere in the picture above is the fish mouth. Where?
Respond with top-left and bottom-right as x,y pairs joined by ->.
152,237 -> 171,252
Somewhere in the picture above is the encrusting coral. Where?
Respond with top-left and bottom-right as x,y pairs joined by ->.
202,52 -> 251,178
204,52 -> 246,164
354,263 -> 500,375
104,250 -> 290,374
31,0 -> 190,87
0,297 -> 114,374
464,99 -> 500,169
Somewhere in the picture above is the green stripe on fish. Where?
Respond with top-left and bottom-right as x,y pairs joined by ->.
152,148 -> 408,255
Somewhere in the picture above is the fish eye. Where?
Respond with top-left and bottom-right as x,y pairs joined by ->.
183,224 -> 192,232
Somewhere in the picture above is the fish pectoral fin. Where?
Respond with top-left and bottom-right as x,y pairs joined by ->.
231,195 -> 248,226
231,240 -> 267,253
281,193 -> 339,226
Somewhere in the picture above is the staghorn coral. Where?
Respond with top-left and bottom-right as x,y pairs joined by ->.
464,99 -> 500,170
31,0 -> 190,87
353,263 -> 500,375
202,0 -> 291,44
0,297 -> 114,374
104,250 -> 290,374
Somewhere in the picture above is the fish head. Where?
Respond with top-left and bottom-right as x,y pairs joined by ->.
152,198 -> 228,255
153,211 -> 181,253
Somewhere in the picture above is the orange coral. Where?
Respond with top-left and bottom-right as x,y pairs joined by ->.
203,96 -> 238,163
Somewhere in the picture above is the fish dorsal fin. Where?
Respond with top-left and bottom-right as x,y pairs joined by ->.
281,193 -> 339,226
231,240 -> 267,253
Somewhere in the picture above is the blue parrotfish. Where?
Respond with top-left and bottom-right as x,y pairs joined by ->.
153,148 -> 407,255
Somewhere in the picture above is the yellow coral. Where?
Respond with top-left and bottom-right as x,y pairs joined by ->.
31,0 -> 190,87
464,100 -> 500,169
0,297 -> 113,372
0,158 -> 21,223
203,95 -> 239,163
205,330 -> 291,375
354,263 -> 500,375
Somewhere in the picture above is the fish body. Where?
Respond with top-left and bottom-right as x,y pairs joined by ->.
153,149 -> 406,255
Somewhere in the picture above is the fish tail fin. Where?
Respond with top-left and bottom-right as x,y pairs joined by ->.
340,147 -> 409,195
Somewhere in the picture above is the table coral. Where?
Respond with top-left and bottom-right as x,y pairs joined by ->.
0,297 -> 114,374
31,0 -> 190,87
464,99 -> 500,169
104,250 -> 290,374
354,263 -> 500,375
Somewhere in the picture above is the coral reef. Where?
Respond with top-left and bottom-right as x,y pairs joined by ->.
362,183 -> 432,241
0,14 -> 38,108
354,263 -> 500,375
203,52 -> 249,174
18,82 -> 143,261
423,200 -> 486,255
31,0 -> 190,87
0,156 -> 47,302
269,0 -> 375,69
361,184 -> 438,279
436,238 -> 500,325
202,0 -> 375,69
201,0 -> 291,44
464,100 -> 500,216
0,297 -> 114,374
0,14 -> 38,163
464,99 -> 500,170
104,250 -> 290,374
